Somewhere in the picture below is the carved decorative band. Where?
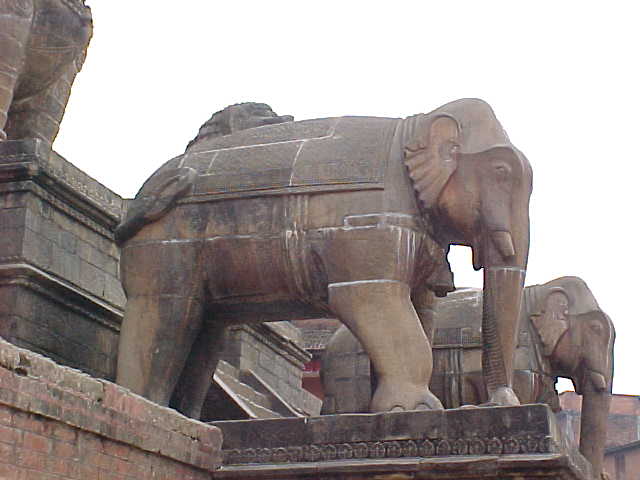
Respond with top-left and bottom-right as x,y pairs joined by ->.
222,435 -> 555,465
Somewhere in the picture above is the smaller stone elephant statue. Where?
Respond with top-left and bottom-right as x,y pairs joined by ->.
0,0 -> 92,146
321,276 -> 614,479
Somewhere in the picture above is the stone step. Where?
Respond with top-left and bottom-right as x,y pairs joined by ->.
236,395 -> 281,419
214,360 -> 282,418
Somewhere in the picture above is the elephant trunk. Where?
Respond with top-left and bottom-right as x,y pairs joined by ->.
481,200 -> 529,404
577,315 -> 614,479
482,265 -> 525,398
579,384 -> 611,478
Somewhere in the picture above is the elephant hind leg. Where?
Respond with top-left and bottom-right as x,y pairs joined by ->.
170,320 -> 226,420
116,242 -> 206,407
328,279 -> 443,412
116,293 -> 205,406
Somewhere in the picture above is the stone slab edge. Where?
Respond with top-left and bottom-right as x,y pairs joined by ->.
213,454 -> 591,479
0,336 -> 223,472
213,405 -> 594,479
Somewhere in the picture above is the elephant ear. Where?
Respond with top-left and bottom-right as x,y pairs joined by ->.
404,114 -> 460,209
531,288 -> 570,357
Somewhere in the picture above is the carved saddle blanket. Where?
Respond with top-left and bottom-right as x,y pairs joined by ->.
172,116 -> 401,203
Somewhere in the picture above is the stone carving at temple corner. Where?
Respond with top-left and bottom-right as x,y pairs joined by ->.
0,0 -> 92,147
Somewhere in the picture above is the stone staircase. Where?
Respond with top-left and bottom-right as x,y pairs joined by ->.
214,360 -> 301,419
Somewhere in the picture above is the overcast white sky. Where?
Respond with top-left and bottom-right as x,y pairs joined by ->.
55,2 -> 639,395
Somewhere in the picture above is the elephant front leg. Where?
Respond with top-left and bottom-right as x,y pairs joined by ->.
328,279 -> 443,412
0,2 -> 33,140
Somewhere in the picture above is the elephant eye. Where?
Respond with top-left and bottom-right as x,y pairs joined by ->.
494,164 -> 511,180
590,322 -> 604,335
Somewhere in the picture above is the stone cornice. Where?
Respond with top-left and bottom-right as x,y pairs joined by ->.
0,140 -> 125,237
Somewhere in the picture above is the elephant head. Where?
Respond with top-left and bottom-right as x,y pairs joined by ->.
526,276 -> 615,478
404,99 -> 533,405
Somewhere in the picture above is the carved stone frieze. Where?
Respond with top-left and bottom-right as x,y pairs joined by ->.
222,434 -> 556,465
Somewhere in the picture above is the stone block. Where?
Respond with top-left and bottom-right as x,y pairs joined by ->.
0,207 -> 27,229
0,227 -> 24,259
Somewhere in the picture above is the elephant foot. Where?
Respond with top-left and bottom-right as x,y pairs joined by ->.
481,386 -> 521,407
371,382 -> 444,413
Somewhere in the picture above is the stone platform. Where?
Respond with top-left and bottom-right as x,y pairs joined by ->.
212,404 -> 594,479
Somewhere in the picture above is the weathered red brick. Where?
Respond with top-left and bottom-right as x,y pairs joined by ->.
98,470 -> 126,480
73,463 -> 99,480
51,440 -> 77,459
121,395 -> 149,423
104,440 -> 130,460
17,449 -> 46,470
0,406 -> 12,425
22,431 -> 50,453
0,367 -> 20,390
13,411 -> 44,434
101,383 -> 126,411
87,450 -> 112,470
0,424 -> 20,445
0,442 -> 14,462
46,456 -> 71,476
79,433 -> 103,455
51,423 -> 77,443
0,462 -> 19,480
23,470 -> 50,480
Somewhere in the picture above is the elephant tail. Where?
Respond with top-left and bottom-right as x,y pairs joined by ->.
115,166 -> 197,245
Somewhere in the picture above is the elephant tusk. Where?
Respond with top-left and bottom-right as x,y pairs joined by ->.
472,246 -> 483,271
492,231 -> 516,259
590,371 -> 608,392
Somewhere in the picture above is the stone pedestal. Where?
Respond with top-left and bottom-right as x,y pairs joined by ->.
212,405 -> 595,479
0,139 -> 125,379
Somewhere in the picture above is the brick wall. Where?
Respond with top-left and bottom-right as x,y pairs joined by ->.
604,443 -> 640,480
558,391 -> 640,448
0,336 -> 222,479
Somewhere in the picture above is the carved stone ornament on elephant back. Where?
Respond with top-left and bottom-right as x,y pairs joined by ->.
321,276 -> 614,479
115,99 -> 533,424
0,0 -> 92,146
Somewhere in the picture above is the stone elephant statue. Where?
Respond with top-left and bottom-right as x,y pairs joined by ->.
322,276 -> 614,478
0,0 -> 92,146
115,98 -> 533,420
